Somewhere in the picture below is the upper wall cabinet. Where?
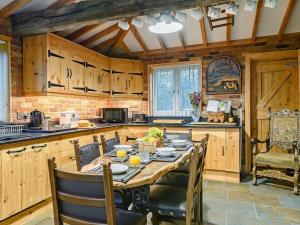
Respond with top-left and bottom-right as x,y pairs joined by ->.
23,33 -> 144,99
111,58 -> 144,98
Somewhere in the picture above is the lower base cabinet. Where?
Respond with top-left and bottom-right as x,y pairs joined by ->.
0,126 -> 241,221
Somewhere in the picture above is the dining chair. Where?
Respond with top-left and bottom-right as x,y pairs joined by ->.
146,143 -> 205,225
73,136 -> 100,171
48,157 -> 147,225
100,131 -> 121,153
155,134 -> 209,188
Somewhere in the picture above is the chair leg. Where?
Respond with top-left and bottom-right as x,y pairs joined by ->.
199,188 -> 203,225
294,170 -> 299,195
151,213 -> 160,225
252,163 -> 257,186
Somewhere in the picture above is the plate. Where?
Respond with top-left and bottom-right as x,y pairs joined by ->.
111,164 -> 129,174
114,145 -> 133,152
156,147 -> 176,157
171,140 -> 187,147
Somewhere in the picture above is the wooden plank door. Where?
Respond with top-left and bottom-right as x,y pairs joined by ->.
69,51 -> 86,94
251,59 -> 299,152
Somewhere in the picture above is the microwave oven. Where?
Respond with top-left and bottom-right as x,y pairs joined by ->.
102,108 -> 128,123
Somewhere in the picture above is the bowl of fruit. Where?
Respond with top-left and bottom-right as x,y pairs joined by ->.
139,128 -> 164,153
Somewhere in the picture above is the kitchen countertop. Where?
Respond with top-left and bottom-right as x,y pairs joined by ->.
0,122 -> 242,146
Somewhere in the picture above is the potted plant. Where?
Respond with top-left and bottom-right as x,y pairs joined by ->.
189,92 -> 202,122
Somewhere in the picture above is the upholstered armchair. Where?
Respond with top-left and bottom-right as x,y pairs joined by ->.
252,109 -> 300,194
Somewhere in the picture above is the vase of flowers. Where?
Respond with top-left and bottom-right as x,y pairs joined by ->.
189,92 -> 202,122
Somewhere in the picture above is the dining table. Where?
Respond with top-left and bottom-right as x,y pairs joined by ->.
80,144 -> 194,212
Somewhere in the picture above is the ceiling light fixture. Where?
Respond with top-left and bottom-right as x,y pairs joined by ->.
145,15 -> 157,25
244,0 -> 257,12
149,21 -> 183,34
264,0 -> 277,8
226,1 -> 239,15
118,20 -> 130,30
132,17 -> 143,28
208,4 -> 221,19
160,12 -> 173,24
175,11 -> 187,23
191,8 -> 204,20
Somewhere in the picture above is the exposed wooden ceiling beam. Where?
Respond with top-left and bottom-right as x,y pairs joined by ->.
47,0 -> 76,10
156,35 -> 167,52
251,0 -> 263,43
178,32 -> 185,49
111,27 -> 131,52
66,23 -> 101,41
130,26 -> 149,53
0,0 -> 32,18
226,15 -> 232,46
278,0 -> 296,40
12,0 -> 225,36
199,18 -> 207,47
93,33 -> 120,52
80,23 -> 119,47
119,41 -> 131,54
131,32 -> 300,58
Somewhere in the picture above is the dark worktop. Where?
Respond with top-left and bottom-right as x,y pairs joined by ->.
0,122 -> 242,146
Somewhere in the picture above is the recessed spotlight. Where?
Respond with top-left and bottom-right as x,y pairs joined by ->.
244,0 -> 257,12
118,20 -> 129,30
226,1 -> 239,15
264,0 -> 277,8
191,8 -> 204,20
175,11 -> 187,23
208,5 -> 221,19
160,12 -> 172,24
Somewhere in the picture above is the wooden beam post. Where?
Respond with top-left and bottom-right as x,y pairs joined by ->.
12,0 -> 226,36
93,32 -> 120,51
178,32 -> 186,49
157,35 -> 167,52
251,0 -> 263,43
66,23 -> 101,41
130,26 -> 149,53
226,15 -> 232,46
278,0 -> 296,40
111,27 -> 131,53
0,0 -> 32,18
199,18 -> 207,47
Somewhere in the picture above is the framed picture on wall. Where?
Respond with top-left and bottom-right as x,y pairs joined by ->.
206,56 -> 241,94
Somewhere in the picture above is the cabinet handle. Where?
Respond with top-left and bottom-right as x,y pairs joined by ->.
32,144 -> 47,152
7,147 -> 27,156
67,68 -> 69,78
70,69 -> 72,78
222,146 -> 225,156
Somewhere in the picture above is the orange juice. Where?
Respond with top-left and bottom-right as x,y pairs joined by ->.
116,149 -> 127,159
129,155 -> 141,167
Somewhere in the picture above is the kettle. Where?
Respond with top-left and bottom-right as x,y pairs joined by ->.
29,109 -> 45,129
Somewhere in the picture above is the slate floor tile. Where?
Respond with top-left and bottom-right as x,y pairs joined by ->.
227,213 -> 293,225
278,196 -> 300,210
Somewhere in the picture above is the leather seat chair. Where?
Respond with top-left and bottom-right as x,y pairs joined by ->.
48,158 -> 147,225
146,144 -> 205,225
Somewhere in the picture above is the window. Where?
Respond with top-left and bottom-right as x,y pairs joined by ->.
0,39 -> 9,121
151,64 -> 200,116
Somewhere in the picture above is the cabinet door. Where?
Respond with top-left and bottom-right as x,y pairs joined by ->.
60,48 -> 73,91
129,74 -> 143,96
69,52 -> 86,93
111,72 -> 128,95
21,144 -> 49,209
1,147 -> 25,219
225,128 -> 240,172
85,56 -> 98,94
97,69 -> 111,95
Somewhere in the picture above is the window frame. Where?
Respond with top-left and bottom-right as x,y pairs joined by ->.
148,60 -> 202,116
0,35 -> 12,122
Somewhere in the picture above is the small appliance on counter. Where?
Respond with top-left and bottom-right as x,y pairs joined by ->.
29,109 -> 45,129
132,113 -> 148,123
60,111 -> 79,129
101,108 -> 128,123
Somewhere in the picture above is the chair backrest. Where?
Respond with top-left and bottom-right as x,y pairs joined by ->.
100,132 -> 120,153
269,109 -> 300,150
200,134 -> 209,172
163,128 -> 192,142
185,142 -> 205,225
74,136 -> 100,171
48,158 -> 116,225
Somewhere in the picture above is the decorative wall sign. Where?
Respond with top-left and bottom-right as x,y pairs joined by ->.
206,56 -> 241,94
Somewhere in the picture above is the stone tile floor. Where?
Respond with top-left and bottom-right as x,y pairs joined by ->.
23,179 -> 300,225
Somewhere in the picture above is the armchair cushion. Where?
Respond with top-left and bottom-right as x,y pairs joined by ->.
116,209 -> 147,225
255,152 -> 298,168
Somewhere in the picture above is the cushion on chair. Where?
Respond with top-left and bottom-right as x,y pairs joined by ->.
255,152 -> 298,168
155,172 -> 189,189
146,184 -> 187,218
79,143 -> 100,167
116,209 -> 147,225
171,163 -> 189,174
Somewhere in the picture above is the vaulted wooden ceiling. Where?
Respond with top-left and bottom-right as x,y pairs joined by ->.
1,0 -> 300,60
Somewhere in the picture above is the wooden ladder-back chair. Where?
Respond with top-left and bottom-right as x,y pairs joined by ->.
100,131 -> 121,153
147,143 -> 205,225
252,109 -> 300,194
48,158 -> 147,225
73,136 -> 100,171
